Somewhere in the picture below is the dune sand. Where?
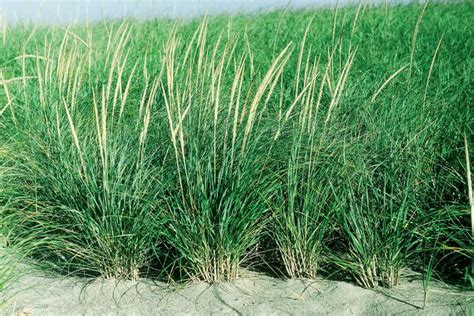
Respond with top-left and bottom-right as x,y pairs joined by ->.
1,266 -> 472,315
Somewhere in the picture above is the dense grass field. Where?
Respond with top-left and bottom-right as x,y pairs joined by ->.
0,1 -> 472,296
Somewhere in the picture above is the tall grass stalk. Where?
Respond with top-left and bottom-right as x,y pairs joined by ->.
464,133 -> 473,287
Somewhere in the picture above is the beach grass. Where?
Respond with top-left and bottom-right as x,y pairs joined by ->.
0,1 -> 472,290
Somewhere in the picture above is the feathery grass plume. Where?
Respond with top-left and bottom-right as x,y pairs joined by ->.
409,0 -> 429,79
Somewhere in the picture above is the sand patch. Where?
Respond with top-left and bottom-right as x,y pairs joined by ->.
1,268 -> 472,315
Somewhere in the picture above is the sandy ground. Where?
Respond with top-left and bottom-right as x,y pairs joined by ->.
1,267 -> 472,316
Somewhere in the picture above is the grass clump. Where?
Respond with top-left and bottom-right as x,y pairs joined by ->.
271,41 -> 356,278
335,170 -> 418,288
1,25 -> 166,280
158,24 -> 291,282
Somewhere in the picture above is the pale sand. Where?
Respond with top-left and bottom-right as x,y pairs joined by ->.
1,267 -> 473,315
